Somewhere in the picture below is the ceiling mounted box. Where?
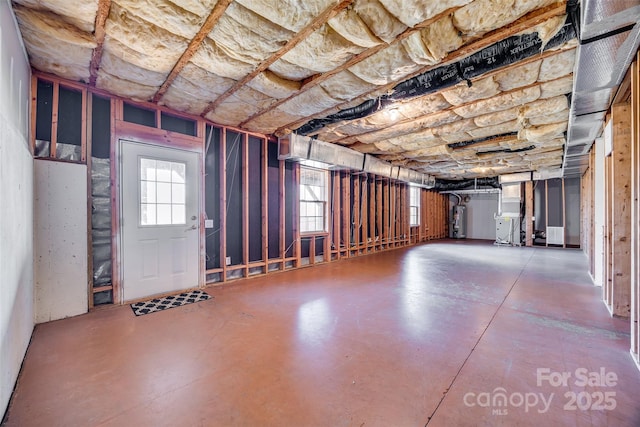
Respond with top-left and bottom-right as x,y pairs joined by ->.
278,134 -> 310,161
499,172 -> 532,184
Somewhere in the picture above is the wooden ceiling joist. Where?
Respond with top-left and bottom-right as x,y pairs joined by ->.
201,0 -> 355,118
152,0 -> 233,103
238,6 -> 461,129
274,1 -> 568,136
88,0 -> 111,87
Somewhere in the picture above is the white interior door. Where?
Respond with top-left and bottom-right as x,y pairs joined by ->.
120,140 -> 200,302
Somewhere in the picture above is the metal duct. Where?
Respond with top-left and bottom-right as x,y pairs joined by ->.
363,154 -> 394,178
564,0 -> 640,177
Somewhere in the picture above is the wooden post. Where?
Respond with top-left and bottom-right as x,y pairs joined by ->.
341,172 -> 350,255
279,159 -> 285,262
294,163 -> 301,266
221,129 -> 228,280
333,171 -> 341,259
376,178 -> 382,250
353,174 -> 360,254
50,81 -> 59,158
242,133 -> 249,276
86,93 -> 94,309
369,176 -> 375,251
630,53 -> 640,362
611,103 -> 632,317
262,138 -> 268,270
525,181 -> 534,246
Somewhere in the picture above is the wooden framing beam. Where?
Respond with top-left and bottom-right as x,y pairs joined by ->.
279,159 -> 286,261
262,138 -> 268,266
50,81 -> 59,158
89,0 -> 111,86
153,0 -> 233,103
369,176 -> 375,250
220,128 -> 228,279
294,163 -> 301,266
86,93 -> 94,309
332,171 -> 341,258
204,0 -> 354,117
242,133 -> 249,275
611,103 -> 632,317
631,52 -> 640,362
353,175 -> 361,252
274,1 -> 568,136
525,180 -> 534,247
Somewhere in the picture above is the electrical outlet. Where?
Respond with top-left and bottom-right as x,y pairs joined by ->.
205,219 -> 214,228
225,256 -> 231,266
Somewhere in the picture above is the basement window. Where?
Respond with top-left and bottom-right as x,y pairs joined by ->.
410,185 -> 420,226
140,158 -> 186,226
300,166 -> 328,233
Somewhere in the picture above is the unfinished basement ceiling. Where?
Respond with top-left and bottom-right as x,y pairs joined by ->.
12,0 -> 587,179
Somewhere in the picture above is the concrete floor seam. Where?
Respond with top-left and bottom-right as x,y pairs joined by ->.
424,248 -> 537,426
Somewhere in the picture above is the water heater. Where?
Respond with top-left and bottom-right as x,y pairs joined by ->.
450,205 -> 467,239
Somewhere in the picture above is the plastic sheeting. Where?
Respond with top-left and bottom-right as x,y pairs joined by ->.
91,157 -> 112,294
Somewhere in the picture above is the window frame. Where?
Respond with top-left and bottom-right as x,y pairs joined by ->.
299,165 -> 329,235
409,185 -> 421,227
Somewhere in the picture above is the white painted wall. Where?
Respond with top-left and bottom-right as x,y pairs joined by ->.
450,193 -> 499,240
593,137 -> 605,286
0,1 -> 33,417
34,160 -> 88,323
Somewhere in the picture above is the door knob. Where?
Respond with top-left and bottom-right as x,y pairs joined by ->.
191,215 -> 197,220
185,224 -> 197,231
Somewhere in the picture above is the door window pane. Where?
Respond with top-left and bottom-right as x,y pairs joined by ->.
139,158 -> 187,225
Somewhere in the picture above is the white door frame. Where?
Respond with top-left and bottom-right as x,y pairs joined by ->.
115,137 -> 204,303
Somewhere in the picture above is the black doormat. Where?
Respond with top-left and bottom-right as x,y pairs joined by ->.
130,290 -> 212,316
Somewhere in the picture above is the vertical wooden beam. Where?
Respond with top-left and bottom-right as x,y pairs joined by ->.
86,93 -> 94,309
562,177 -> 566,248
605,151 -> 613,307
611,103 -> 632,317
333,171 -> 341,259
81,89 -> 88,163
630,54 -> 640,362
242,133 -> 249,276
361,175 -> 368,250
631,53 -> 640,361
353,174 -> 361,252
261,139 -> 268,269
369,176 -> 375,250
110,98 -> 120,303
525,181 -> 534,247
220,129 -> 228,280
30,75 -> 38,154
293,163 -> 301,266
50,81 -> 59,158
309,236 -> 315,265
279,159 -> 286,262
341,172 -> 350,255
376,178 -> 382,250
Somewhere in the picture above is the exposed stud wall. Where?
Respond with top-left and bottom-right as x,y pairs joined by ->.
0,1 -> 33,418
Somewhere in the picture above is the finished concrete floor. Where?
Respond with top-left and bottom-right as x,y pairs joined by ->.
4,240 -> 640,426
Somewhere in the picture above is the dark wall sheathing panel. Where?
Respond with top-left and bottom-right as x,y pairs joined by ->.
123,102 -> 155,127
547,178 -> 563,227
248,136 -> 263,262
315,236 -> 324,257
285,162 -> 295,258
91,95 -> 111,159
564,177 -> 581,246
226,130 -> 244,265
205,125 -> 221,269
57,86 -> 82,146
267,143 -> 280,259
35,79 -> 53,143
301,238 -> 310,258
160,112 -> 197,136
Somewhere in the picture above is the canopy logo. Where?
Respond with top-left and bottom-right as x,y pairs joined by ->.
462,367 -> 618,416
